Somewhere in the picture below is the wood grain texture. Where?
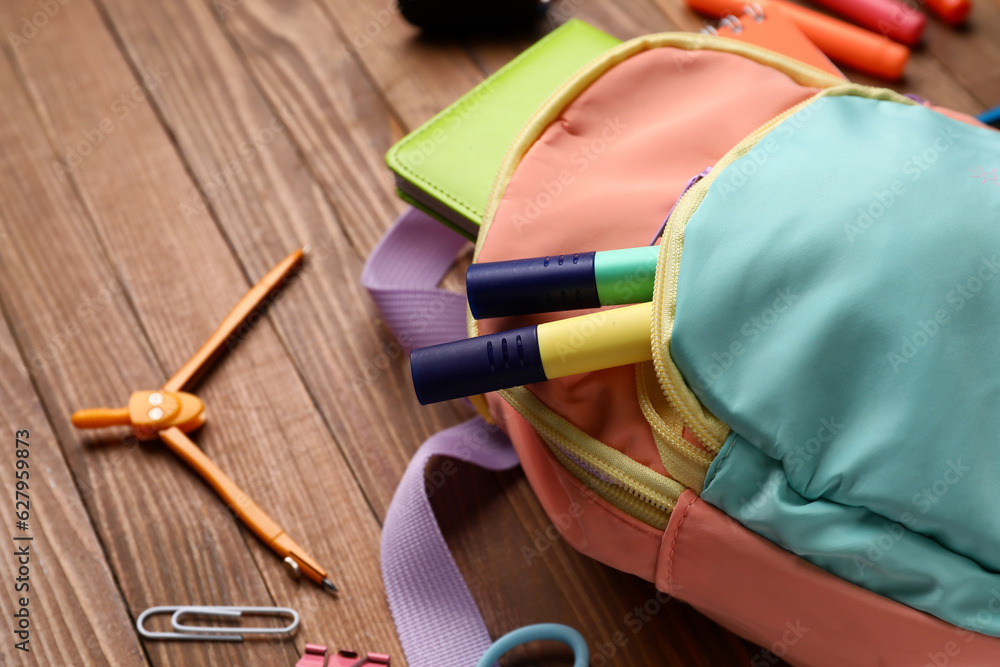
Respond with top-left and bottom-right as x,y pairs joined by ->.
0,29 -> 280,666
0,0 -> 996,664
0,79 -> 145,662
0,0 -> 400,664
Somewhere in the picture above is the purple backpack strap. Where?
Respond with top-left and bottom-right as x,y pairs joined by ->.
363,209 -> 520,667
361,208 -> 470,354
382,419 -> 519,667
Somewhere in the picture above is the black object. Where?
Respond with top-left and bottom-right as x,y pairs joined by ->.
398,0 -> 549,32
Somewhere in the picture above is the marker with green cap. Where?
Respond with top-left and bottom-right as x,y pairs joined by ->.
466,246 -> 659,319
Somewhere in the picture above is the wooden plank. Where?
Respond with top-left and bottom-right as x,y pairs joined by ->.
93,0 -> 468,530
922,8 -> 1000,109
0,0 -> 402,664
209,0 -> 483,254
0,99 -> 146,663
461,0 -> 678,77
138,0 -> 405,255
311,0 -> 484,130
0,40 -> 275,667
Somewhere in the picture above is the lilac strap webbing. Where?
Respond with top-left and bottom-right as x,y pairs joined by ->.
382,419 -> 519,667
361,208 -> 470,354
363,209 -> 521,667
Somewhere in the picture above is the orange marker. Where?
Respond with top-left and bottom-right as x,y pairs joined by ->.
923,0 -> 970,25
687,0 -> 910,79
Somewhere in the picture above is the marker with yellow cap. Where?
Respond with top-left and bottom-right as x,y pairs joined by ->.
410,302 -> 653,404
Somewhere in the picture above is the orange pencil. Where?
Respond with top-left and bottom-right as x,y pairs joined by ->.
687,0 -> 910,79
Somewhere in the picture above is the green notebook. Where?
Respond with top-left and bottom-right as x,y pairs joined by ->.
386,20 -> 621,237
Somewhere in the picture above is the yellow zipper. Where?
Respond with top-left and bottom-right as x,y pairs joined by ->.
503,388 -> 682,530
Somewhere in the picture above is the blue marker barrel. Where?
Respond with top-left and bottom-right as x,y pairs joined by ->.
466,253 -> 600,319
410,326 -> 546,404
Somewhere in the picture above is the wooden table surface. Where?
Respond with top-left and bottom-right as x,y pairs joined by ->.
0,0 -> 996,664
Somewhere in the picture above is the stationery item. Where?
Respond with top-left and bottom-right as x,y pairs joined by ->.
978,103 -> 1000,129
466,246 -> 658,319
807,0 -> 925,46
330,650 -> 392,666
686,0 -> 910,78
70,389 -> 204,438
71,250 -> 338,594
705,3 -> 845,77
475,624 -> 589,667
398,0 -> 549,31
924,0 -> 971,24
136,605 -> 299,642
296,644 -> 330,667
385,20 -> 621,236
409,302 -> 652,404
300,645 -> 391,667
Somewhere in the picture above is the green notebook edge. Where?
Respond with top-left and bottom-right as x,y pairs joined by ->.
386,20 -> 622,235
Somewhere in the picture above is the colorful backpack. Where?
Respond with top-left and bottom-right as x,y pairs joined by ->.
368,31 -> 1000,667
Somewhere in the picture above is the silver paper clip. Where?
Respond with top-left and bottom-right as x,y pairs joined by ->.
137,605 -> 300,642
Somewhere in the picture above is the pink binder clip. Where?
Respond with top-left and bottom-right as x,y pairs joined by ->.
296,644 -> 391,667
330,650 -> 391,667
296,644 -> 330,667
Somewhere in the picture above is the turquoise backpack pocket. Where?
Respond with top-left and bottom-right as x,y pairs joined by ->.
662,90 -> 1000,634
